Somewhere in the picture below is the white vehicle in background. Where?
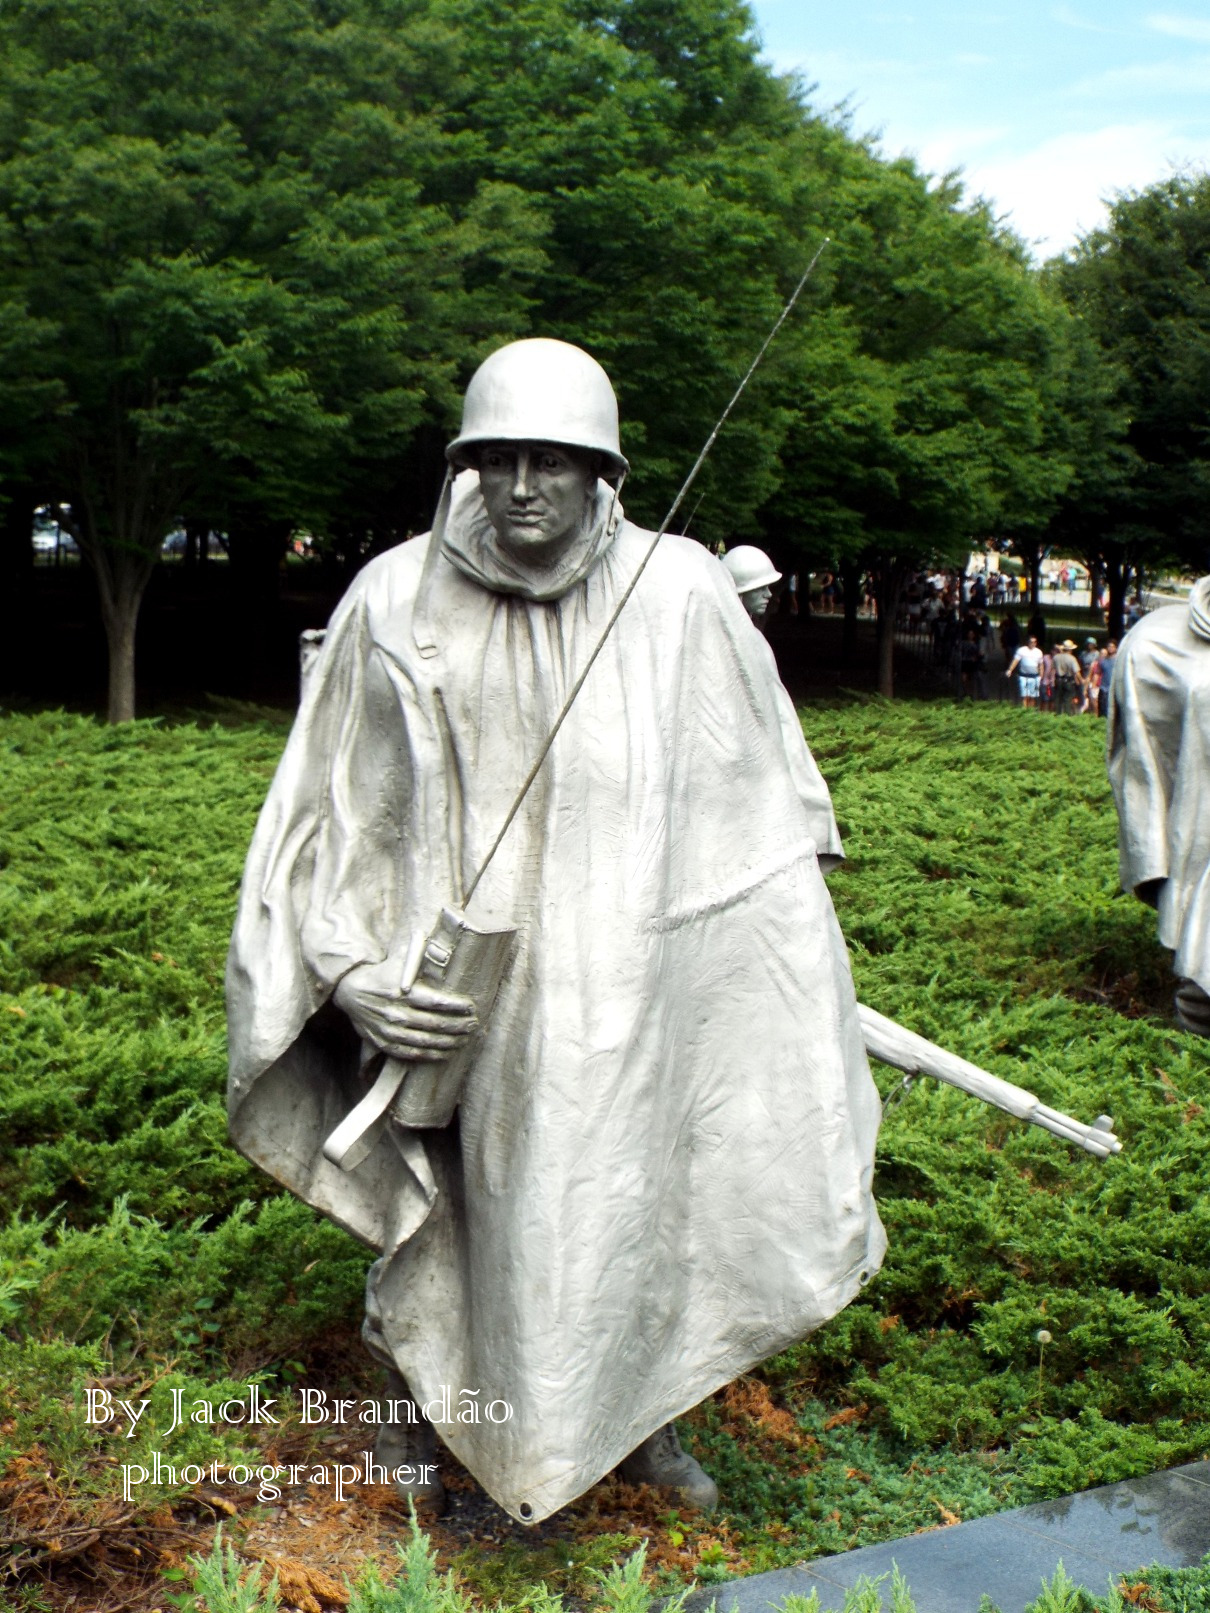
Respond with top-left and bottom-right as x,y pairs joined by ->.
31,507 -> 79,560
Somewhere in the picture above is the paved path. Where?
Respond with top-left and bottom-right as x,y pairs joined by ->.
687,1461 -> 1210,1613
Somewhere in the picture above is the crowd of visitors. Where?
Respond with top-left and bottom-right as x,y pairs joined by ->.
898,568 -> 1000,691
733,560 -> 1142,715
1004,634 -> 1117,714
888,564 -> 1129,712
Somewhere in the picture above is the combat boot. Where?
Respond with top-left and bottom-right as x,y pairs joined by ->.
619,1422 -> 718,1511
373,1368 -> 446,1514
1175,979 -> 1210,1036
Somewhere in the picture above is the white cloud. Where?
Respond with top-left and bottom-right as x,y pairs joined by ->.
1051,3 -> 1121,33
911,125 -> 1015,171
1071,53 -> 1210,94
1147,11 -> 1210,43
952,122 -> 1210,257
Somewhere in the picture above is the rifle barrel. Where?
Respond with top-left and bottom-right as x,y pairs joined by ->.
857,1003 -> 1122,1158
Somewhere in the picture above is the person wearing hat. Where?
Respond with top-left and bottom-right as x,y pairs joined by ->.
1053,639 -> 1081,714
227,338 -> 882,1524
1077,637 -> 1099,713
721,544 -> 780,622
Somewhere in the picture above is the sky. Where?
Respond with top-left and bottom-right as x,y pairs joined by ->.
745,1 -> 1210,259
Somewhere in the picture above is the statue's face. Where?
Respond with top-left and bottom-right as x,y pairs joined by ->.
478,440 -> 597,563
741,584 -> 772,618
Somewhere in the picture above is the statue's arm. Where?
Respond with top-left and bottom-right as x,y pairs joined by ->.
228,574 -> 409,1082
744,624 -> 843,870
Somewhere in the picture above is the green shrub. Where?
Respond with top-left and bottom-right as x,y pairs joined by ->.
4,700 -> 1210,1576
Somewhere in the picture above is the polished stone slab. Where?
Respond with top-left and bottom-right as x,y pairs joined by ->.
689,1461 -> 1210,1613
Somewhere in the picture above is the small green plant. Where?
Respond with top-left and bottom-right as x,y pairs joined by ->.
347,1512 -> 475,1613
167,1527 -> 280,1613
1024,1563 -> 1093,1613
593,1542 -> 694,1613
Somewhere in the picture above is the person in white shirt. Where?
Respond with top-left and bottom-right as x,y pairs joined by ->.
1006,636 -> 1044,708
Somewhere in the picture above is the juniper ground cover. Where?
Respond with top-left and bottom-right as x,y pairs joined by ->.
1,699 -> 1207,1601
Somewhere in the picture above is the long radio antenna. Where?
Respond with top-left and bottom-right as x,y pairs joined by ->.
463,238 -> 831,907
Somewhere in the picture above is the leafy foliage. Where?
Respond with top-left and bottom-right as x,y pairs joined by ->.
0,0 -> 1080,714
1046,173 -> 1210,633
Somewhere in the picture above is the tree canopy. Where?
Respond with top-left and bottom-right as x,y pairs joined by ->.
0,0 -> 1170,712
1045,173 -> 1210,635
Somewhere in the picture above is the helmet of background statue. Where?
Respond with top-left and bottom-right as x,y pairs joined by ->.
721,545 -> 781,595
446,338 -> 629,482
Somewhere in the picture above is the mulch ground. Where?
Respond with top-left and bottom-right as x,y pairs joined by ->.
1,1377 -> 793,1613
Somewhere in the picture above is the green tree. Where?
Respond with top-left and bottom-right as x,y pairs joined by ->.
1049,173 -> 1210,636
0,0 -> 545,718
765,142 -> 1067,694
0,0 -> 1082,712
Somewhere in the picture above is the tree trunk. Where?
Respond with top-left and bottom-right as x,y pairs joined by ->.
0,485 -> 36,596
1105,554 -> 1127,642
0,486 -> 37,692
840,555 -> 860,656
1028,544 -> 1042,610
183,520 -> 207,570
877,611 -> 894,697
874,556 -> 905,698
229,517 -> 292,604
74,529 -> 157,723
101,591 -> 141,723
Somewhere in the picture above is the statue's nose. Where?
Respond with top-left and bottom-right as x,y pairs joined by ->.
512,449 -> 534,499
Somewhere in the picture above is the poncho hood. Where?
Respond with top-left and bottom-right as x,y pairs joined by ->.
441,470 -> 623,602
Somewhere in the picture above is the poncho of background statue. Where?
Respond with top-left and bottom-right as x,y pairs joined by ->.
1108,577 -> 1210,1034
226,338 -> 886,1525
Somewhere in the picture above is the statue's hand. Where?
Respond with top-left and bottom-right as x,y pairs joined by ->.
333,960 -> 478,1063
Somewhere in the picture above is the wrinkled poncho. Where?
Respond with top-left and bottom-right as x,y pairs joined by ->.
227,474 -> 886,1522
1108,579 -> 1210,994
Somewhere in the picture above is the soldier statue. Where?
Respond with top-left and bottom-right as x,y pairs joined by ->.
227,338 -> 885,1523
1108,580 -> 1210,1035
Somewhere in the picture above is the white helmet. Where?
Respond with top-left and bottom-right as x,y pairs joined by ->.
722,546 -> 781,594
446,338 -> 629,481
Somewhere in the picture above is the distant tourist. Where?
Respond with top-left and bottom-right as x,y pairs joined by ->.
1040,645 -> 1056,710
1098,640 -> 1118,717
1083,651 -> 1103,716
1053,639 -> 1081,714
1077,637 -> 1099,712
1006,635 -> 1044,708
